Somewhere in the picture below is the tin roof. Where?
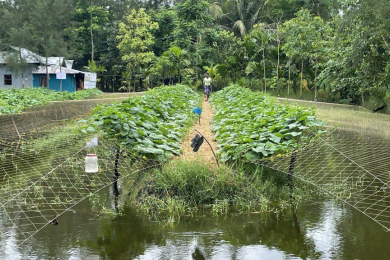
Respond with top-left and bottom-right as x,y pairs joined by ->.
0,47 -> 66,66
47,57 -> 64,66
0,47 -> 44,64
32,64 -> 83,75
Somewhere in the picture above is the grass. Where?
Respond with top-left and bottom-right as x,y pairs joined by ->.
121,159 -> 319,223
93,92 -> 143,99
278,98 -> 390,139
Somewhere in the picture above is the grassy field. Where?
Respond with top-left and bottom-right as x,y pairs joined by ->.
94,92 -> 144,99
278,97 -> 390,139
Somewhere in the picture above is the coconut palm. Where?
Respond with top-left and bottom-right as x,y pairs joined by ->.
209,0 -> 270,39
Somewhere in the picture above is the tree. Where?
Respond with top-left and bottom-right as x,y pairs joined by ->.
211,0 -> 270,39
117,9 -> 158,92
199,28 -> 240,66
75,1 -> 109,73
245,24 -> 270,92
317,0 -> 390,106
174,0 -> 212,50
28,0 -> 78,88
282,9 -> 324,97
1,1 -> 35,88
163,46 -> 190,83
149,55 -> 175,85
150,9 -> 176,56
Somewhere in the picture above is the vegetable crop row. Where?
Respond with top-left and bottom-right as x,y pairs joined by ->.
210,85 -> 324,162
85,85 -> 199,161
0,87 -> 102,115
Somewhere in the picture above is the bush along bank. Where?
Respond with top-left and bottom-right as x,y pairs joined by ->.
210,85 -> 324,163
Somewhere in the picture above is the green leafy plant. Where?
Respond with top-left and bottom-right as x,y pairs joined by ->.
85,85 -> 199,161
0,87 -> 102,115
210,85 -> 324,162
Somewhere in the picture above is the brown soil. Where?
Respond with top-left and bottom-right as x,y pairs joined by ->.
179,100 -> 218,167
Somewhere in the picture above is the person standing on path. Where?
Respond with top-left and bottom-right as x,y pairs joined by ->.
204,72 -> 212,101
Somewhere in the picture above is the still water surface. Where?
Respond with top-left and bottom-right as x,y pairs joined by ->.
1,195 -> 389,260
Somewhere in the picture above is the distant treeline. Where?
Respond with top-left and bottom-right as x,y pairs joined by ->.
1,0 -> 389,111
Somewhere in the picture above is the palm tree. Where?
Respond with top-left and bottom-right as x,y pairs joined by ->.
209,0 -> 270,39
164,46 -> 190,83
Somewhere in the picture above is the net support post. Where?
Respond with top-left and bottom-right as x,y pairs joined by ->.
288,151 -> 297,200
113,147 -> 120,196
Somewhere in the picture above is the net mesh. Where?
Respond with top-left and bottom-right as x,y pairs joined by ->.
0,97 -> 128,143
258,129 -> 390,231
0,97 -> 154,247
1,99 -> 390,248
0,132 -> 156,247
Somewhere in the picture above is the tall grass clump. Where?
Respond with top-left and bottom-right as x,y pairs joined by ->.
131,160 -> 317,222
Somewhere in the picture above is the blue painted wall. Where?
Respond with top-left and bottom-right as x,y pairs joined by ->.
33,74 -> 76,92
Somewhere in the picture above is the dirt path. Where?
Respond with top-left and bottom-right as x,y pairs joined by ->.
179,100 -> 218,167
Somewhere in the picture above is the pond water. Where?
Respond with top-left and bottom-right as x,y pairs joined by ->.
1,193 -> 389,260
1,125 -> 390,259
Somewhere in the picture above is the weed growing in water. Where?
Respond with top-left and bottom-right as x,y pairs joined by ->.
131,160 -> 319,223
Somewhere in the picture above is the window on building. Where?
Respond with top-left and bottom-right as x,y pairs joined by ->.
4,75 -> 12,86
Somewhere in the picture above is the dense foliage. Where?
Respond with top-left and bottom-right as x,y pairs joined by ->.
211,85 -> 324,162
0,88 -> 102,115
1,0 -> 389,110
86,85 -> 199,160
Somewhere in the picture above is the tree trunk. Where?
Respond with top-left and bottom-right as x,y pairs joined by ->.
19,49 -> 25,88
59,57 -> 63,91
46,56 -> 50,88
276,40 -> 280,94
314,61 -> 318,100
90,0 -> 94,73
288,59 -> 291,96
21,71 -> 25,88
133,74 -> 136,92
263,48 -> 266,93
178,62 -> 181,84
196,35 -> 199,81
300,59 -> 303,97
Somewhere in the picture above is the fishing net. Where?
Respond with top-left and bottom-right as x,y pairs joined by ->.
257,129 -> 390,232
0,97 -> 128,145
0,97 -> 152,247
0,131 -> 156,247
1,97 -> 390,249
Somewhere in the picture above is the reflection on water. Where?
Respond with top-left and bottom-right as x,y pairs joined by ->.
306,202 -> 343,260
1,196 -> 389,260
